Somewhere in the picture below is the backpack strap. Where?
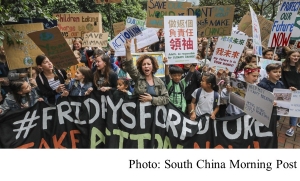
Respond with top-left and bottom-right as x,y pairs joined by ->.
213,91 -> 219,110
39,73 -> 44,85
195,88 -> 202,104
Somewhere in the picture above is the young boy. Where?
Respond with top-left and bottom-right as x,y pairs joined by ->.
257,63 -> 285,127
163,58 -> 195,113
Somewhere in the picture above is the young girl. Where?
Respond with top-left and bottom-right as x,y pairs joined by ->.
190,72 -> 220,120
0,80 -> 43,115
221,64 -> 260,116
113,78 -> 132,102
281,50 -> 300,137
62,67 -> 93,97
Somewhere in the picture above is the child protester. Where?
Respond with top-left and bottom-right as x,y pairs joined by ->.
190,72 -> 220,120
257,63 -> 285,127
163,57 -> 196,113
221,64 -> 260,116
113,78 -> 132,102
61,67 -> 93,97
0,79 -> 43,115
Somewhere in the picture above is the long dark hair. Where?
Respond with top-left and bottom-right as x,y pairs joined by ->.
36,55 -> 59,80
93,49 -> 111,87
282,50 -> 300,72
202,72 -> 219,92
9,80 -> 31,106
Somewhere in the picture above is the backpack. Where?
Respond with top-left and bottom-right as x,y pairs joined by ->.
195,88 -> 219,110
168,81 -> 185,98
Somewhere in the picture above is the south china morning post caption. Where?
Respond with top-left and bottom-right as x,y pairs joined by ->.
127,159 -> 298,171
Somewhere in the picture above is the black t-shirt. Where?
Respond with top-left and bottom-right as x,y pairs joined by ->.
182,69 -> 202,102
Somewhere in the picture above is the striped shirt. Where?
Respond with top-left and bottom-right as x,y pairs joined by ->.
48,78 -> 60,91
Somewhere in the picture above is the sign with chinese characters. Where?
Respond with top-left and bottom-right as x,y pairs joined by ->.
268,0 -> 300,47
210,32 -> 248,72
126,17 -> 146,31
27,27 -> 79,69
164,16 -> 198,64
2,23 -> 44,70
146,0 -> 191,28
109,25 -> 142,50
53,13 -> 102,38
187,5 -> 235,37
82,32 -> 109,47
250,6 -> 262,57
274,89 -> 300,117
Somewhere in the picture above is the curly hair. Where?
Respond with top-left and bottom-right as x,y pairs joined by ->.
136,54 -> 159,75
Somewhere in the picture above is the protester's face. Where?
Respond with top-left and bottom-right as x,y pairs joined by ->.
40,57 -> 53,71
170,73 -> 182,83
31,69 -> 37,79
200,76 -> 210,90
213,37 -> 218,43
245,71 -> 259,84
75,69 -> 84,82
249,57 -> 257,66
95,56 -> 106,71
274,54 -> 279,61
73,41 -> 81,50
74,53 -> 81,62
141,58 -> 153,76
198,44 -> 202,51
264,51 -> 273,60
289,52 -> 300,64
268,68 -> 281,82
18,81 -> 31,94
117,79 -> 127,91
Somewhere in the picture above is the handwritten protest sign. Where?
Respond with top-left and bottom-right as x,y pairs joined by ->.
210,33 -> 248,72
268,0 -> 300,47
109,25 -> 142,50
274,89 -> 300,117
258,58 -> 282,70
2,23 -> 44,70
53,13 -> 102,38
244,84 -> 275,127
293,40 -> 300,51
132,52 -> 165,77
238,12 -> 251,32
126,17 -> 146,31
187,5 -> 235,37
27,27 -> 79,69
113,22 -> 125,36
94,0 -> 122,3
82,32 -> 109,47
135,28 -> 159,49
146,0 -> 191,28
259,16 -> 274,42
164,16 -> 197,64
250,6 -> 262,57
229,78 -> 247,111
114,39 -> 136,56
291,16 -> 300,40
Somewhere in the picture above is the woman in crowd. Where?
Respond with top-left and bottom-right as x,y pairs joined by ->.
72,38 -> 88,66
123,40 -> 169,106
93,49 -> 118,92
281,50 -> 300,137
35,55 -> 67,106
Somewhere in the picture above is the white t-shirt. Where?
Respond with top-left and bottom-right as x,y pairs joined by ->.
192,88 -> 220,116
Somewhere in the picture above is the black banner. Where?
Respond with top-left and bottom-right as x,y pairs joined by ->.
0,92 -> 278,148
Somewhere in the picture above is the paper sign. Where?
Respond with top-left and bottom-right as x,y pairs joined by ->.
114,40 -> 136,56
135,28 -> 159,49
291,16 -> 300,40
250,6 -> 262,57
131,52 -> 165,77
109,25 -> 142,50
244,84 -> 275,127
126,17 -> 146,31
268,0 -> 300,47
187,5 -> 235,37
113,22 -> 125,36
274,88 -> 300,117
53,13 -> 102,38
146,0 -> 191,28
2,23 -> 44,70
164,16 -> 198,64
94,0 -> 122,3
238,12 -> 251,32
210,32 -> 248,72
82,32 -> 109,47
27,27 -> 79,69
258,58 -> 282,70
293,40 -> 300,51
